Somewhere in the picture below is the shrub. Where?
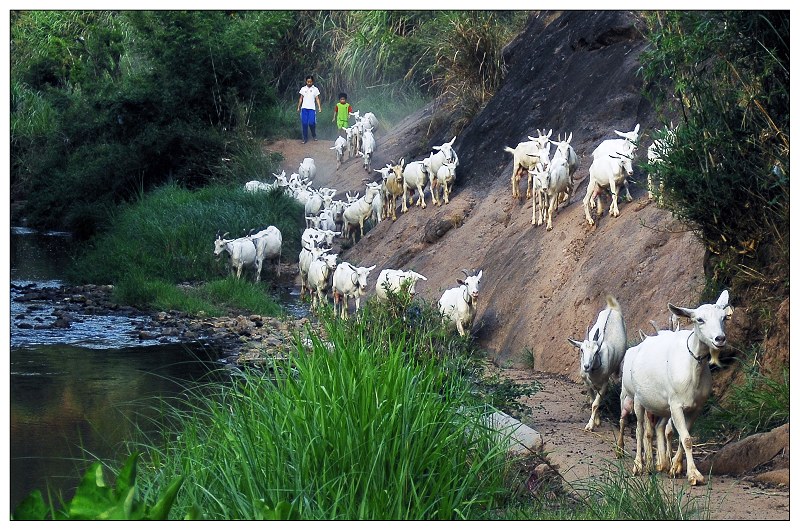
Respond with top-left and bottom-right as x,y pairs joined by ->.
640,12 -> 789,301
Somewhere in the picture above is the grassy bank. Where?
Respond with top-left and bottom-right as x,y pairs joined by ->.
67,182 -> 305,315
130,302 -> 518,519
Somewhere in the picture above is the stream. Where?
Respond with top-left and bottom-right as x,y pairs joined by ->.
9,227 -> 225,511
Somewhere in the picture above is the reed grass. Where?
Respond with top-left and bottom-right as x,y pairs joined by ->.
130,307 -> 515,520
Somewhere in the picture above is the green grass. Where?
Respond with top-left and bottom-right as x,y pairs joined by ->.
696,345 -> 789,439
129,304 -> 517,520
112,274 -> 283,317
500,459 -> 710,520
67,181 -> 305,312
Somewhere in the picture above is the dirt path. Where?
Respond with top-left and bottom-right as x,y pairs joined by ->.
500,369 -> 789,520
261,138 -> 789,521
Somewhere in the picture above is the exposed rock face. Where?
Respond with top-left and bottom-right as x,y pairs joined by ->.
336,11 -> 706,373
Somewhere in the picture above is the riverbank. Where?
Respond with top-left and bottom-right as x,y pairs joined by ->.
11,271 -> 322,369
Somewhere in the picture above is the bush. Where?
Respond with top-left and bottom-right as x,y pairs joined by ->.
640,12 -> 789,300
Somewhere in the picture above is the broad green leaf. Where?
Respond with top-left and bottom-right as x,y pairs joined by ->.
147,476 -> 184,520
12,490 -> 49,521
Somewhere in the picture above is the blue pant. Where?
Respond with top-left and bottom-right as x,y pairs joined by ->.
301,109 -> 317,141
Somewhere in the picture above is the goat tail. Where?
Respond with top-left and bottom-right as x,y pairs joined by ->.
606,294 -> 621,312
503,146 -> 515,155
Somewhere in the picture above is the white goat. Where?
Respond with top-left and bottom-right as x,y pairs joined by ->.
567,295 -> 627,431
369,184 -> 384,226
375,268 -> 427,302
592,123 -> 640,159
550,132 -> 578,203
362,111 -> 378,131
298,245 -> 330,298
617,290 -> 733,486
358,127 -> 376,172
505,129 -> 552,199
432,159 -> 457,206
342,183 -> 381,244
582,148 -> 634,226
213,233 -> 257,280
344,126 -> 357,159
307,252 -> 338,310
298,157 -> 316,181
332,262 -> 376,320
348,112 -> 363,155
249,226 -> 282,280
376,160 -> 404,220
302,227 -> 339,251
540,154 -> 571,231
318,209 -> 337,232
244,180 -> 270,193
331,136 -> 348,168
329,199 -> 347,232
438,269 -> 483,337
529,161 -> 549,227
427,136 -> 458,182
304,191 -> 324,226
401,157 -> 431,212
245,170 -> 290,194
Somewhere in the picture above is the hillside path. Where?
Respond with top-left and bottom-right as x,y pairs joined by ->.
262,137 -> 789,521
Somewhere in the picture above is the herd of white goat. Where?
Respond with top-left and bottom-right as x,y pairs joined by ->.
567,289 -> 733,487
221,116 -> 727,486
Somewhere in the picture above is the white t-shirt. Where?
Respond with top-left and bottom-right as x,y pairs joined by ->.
299,85 -> 320,110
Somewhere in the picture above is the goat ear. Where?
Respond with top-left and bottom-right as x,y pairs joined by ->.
668,302 -> 694,320
633,123 -> 640,134
715,289 -> 730,308
592,328 -> 600,342
567,338 -> 582,348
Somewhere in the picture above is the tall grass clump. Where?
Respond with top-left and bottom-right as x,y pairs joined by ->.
503,459 -> 710,520
428,12 -> 526,132
130,304 -> 519,520
571,461 -> 711,520
695,345 -> 789,439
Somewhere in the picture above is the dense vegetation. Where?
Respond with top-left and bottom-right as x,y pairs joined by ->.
10,10 -> 524,238
640,11 -> 789,310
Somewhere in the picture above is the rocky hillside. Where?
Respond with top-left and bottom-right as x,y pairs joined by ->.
326,11 -> 712,376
